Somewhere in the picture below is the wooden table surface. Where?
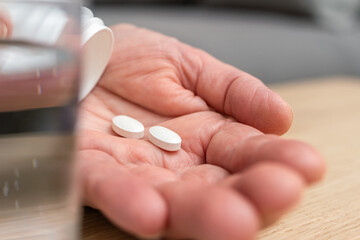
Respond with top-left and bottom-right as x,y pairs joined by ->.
82,77 -> 360,240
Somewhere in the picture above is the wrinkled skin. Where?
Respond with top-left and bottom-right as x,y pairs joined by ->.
77,24 -> 326,240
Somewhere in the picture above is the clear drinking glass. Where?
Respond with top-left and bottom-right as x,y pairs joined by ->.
0,1 -> 81,239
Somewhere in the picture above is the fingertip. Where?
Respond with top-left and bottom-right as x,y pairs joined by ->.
130,191 -> 168,238
288,141 -> 326,184
310,153 -> 327,183
160,183 -> 259,240
197,188 -> 260,240
226,79 -> 293,135
100,179 -> 167,238
258,90 -> 293,135
234,163 -> 304,225
268,140 -> 327,184
272,92 -> 293,135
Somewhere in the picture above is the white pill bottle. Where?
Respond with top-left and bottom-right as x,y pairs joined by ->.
3,3 -> 114,101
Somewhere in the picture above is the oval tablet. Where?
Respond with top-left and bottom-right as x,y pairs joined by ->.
148,126 -> 182,152
112,115 -> 145,139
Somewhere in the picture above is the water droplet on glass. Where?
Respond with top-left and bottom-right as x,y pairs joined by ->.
37,84 -> 42,95
3,181 -> 9,197
32,158 -> 38,169
36,68 -> 40,78
15,200 -> 20,209
14,168 -> 20,178
14,180 -> 19,191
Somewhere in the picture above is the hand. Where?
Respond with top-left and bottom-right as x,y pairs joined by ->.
77,24 -> 325,240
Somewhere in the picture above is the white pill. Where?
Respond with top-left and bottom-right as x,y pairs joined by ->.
148,126 -> 182,152
112,115 -> 145,139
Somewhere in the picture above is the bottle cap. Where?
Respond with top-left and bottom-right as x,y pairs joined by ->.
80,9 -> 114,101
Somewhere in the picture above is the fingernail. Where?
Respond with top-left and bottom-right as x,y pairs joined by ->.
0,23 -> 8,39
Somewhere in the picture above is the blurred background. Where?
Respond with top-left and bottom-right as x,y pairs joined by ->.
85,0 -> 360,84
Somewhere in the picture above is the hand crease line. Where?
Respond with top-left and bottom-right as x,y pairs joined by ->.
248,86 -> 262,124
92,87 -> 118,116
222,76 -> 239,116
204,118 -> 234,165
194,52 -> 204,97
98,85 -> 170,120
81,104 -> 111,124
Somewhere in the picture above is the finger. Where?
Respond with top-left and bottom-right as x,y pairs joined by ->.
221,162 -> 304,226
0,6 -> 12,38
206,122 -> 326,184
190,47 -> 293,135
159,181 -> 259,240
77,150 -> 167,238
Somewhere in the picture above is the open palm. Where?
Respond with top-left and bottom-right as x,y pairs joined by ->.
77,24 -> 325,240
